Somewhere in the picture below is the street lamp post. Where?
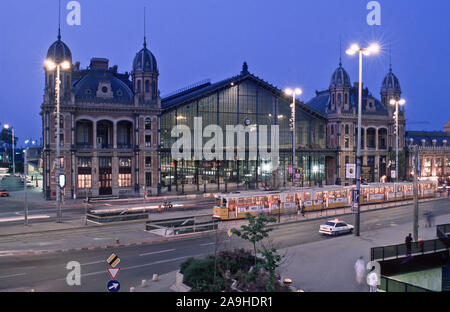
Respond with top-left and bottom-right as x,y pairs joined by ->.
346,43 -> 380,236
284,88 -> 302,187
45,59 -> 70,223
3,125 -> 15,175
23,146 -> 28,226
390,99 -> 406,182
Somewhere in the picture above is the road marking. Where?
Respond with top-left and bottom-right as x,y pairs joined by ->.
0,215 -> 51,223
81,260 -> 104,266
200,242 -> 215,246
80,255 -> 194,278
139,248 -> 176,256
0,273 -> 26,279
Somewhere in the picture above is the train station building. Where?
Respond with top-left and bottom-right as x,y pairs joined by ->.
41,31 -> 161,199
43,26 -> 450,199
306,60 -> 405,184
160,63 -> 338,193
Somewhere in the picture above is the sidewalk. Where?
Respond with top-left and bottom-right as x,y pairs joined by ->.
278,212 -> 450,292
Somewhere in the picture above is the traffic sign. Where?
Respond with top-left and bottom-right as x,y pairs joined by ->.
107,267 -> 120,280
106,253 -> 120,268
107,280 -> 120,292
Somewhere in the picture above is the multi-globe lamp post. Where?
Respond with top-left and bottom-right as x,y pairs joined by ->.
284,88 -> 302,187
390,98 -> 406,182
345,42 -> 380,236
44,58 -> 71,223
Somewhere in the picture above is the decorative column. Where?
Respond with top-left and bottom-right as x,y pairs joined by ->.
93,121 -> 97,149
113,121 -> 117,149
375,128 -> 379,150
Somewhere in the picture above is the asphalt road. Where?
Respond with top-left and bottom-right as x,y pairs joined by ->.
0,198 -> 448,291
0,175 -> 215,225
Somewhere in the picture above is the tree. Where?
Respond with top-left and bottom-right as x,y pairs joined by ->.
231,213 -> 276,267
259,245 -> 282,292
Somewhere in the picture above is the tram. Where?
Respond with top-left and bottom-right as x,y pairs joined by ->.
212,181 -> 438,220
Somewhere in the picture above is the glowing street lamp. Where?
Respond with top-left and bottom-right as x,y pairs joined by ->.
44,58 -> 71,223
346,42 -> 380,236
285,88 -> 302,187
390,98 -> 406,182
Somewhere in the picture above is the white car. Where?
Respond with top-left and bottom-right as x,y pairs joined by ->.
319,220 -> 354,236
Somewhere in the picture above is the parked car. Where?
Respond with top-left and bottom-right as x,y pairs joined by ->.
0,189 -> 9,197
319,219 -> 354,236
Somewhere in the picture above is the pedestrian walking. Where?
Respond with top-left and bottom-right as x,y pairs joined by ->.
367,266 -> 378,292
354,256 -> 365,285
424,212 -> 430,228
405,233 -> 413,256
301,203 -> 305,217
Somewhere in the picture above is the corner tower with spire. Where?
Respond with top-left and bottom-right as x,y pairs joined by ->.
132,8 -> 160,107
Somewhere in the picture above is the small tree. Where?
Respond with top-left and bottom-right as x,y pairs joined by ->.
231,213 -> 276,267
259,245 -> 282,292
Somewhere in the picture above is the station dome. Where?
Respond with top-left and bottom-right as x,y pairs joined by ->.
330,62 -> 351,88
381,66 -> 401,93
132,40 -> 158,73
46,32 -> 72,64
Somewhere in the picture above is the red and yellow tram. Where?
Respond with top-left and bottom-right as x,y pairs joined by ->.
213,181 -> 438,220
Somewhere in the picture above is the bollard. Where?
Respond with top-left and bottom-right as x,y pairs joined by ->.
141,279 -> 147,288
130,287 -> 135,292
152,274 -> 159,282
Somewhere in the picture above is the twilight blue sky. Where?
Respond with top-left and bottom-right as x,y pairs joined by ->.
0,0 -> 449,144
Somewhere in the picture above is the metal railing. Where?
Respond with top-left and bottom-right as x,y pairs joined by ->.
371,238 -> 450,261
437,223 -> 450,238
380,276 -> 433,292
146,214 -> 218,236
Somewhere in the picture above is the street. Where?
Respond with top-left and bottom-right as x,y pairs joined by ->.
0,198 -> 448,291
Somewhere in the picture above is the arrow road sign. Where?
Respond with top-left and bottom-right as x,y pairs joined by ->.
107,267 -> 120,280
107,280 -> 120,292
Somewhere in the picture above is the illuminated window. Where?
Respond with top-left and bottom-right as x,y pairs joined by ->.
78,174 -> 91,188
118,174 -> 132,187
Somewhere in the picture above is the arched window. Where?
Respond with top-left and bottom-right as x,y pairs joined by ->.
152,80 -> 157,99
145,118 -> 151,130
137,80 -> 141,93
344,93 -> 348,105
145,80 -> 150,93
337,93 -> 342,105
332,93 -> 335,105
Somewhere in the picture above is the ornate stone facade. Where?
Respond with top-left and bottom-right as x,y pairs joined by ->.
307,62 -> 405,184
41,32 -> 161,199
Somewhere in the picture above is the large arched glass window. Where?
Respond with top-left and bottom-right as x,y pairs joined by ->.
145,80 -> 150,93
145,118 -> 151,130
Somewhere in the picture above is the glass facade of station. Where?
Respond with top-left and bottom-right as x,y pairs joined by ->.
160,77 -> 335,192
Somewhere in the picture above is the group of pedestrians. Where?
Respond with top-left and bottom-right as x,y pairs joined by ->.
296,199 -> 305,217
354,256 -> 379,292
